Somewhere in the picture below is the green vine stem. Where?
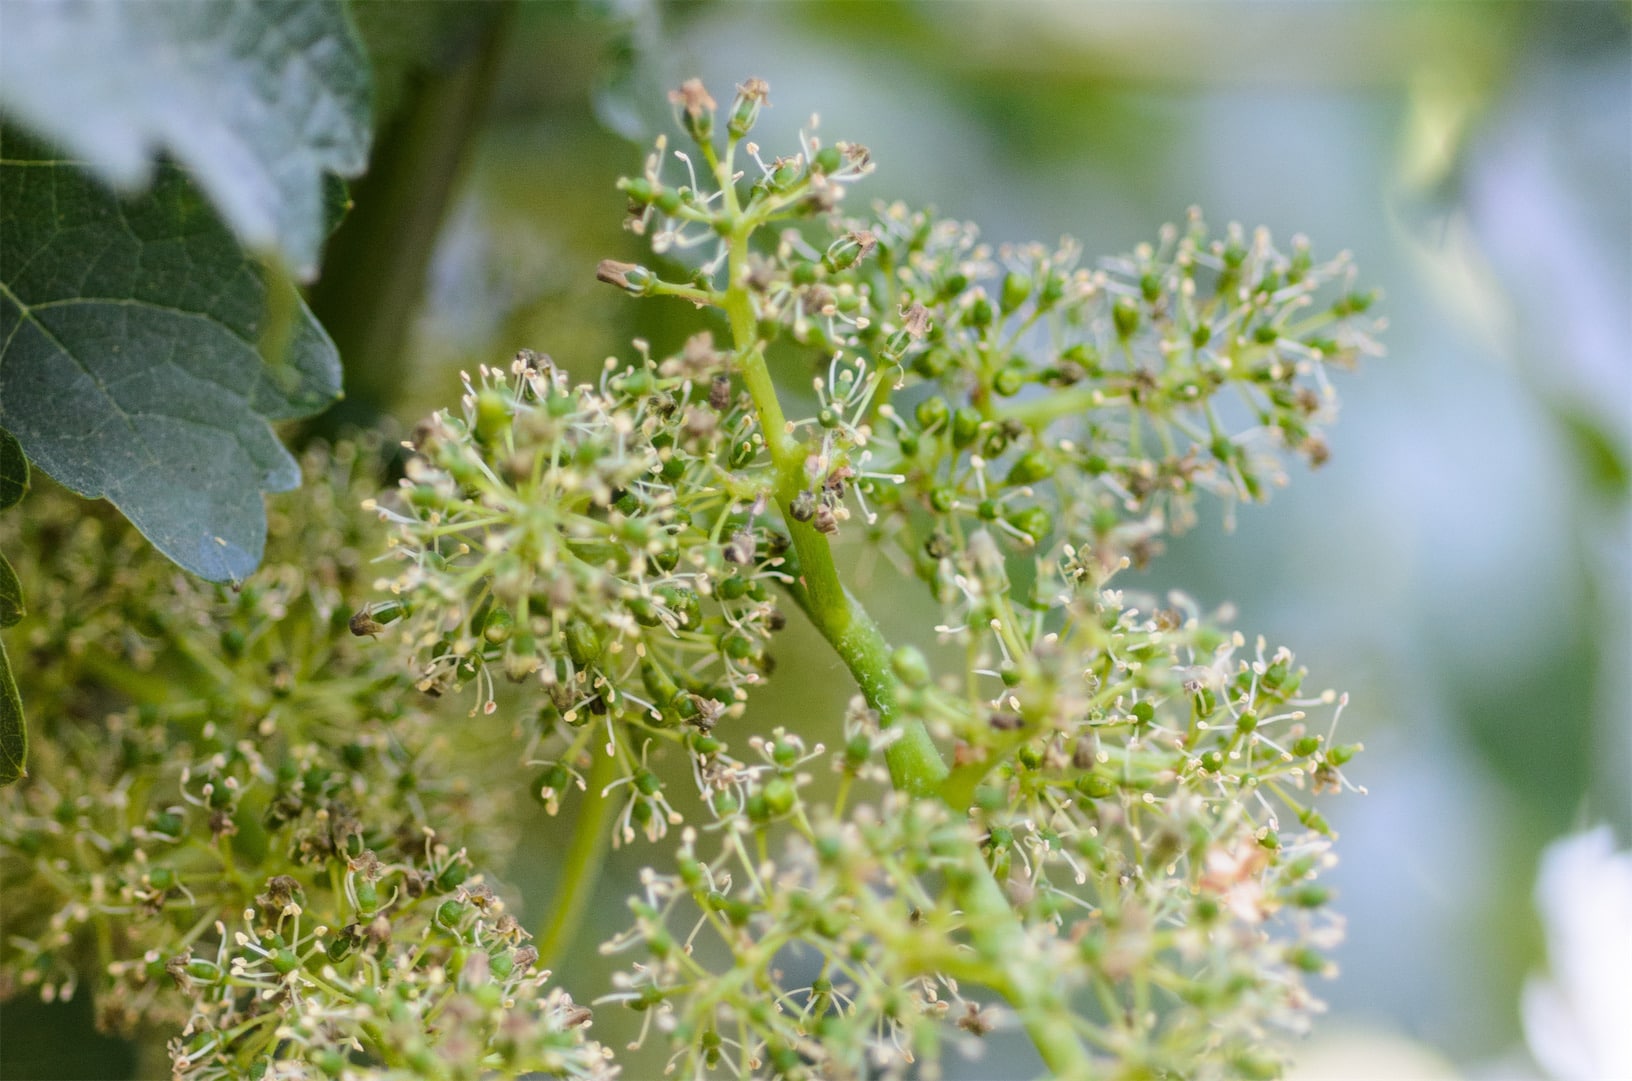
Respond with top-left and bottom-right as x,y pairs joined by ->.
718,162 -> 946,799
712,140 -> 1095,1079
534,740 -> 621,969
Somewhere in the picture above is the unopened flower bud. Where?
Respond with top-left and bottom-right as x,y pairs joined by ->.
728,77 -> 769,139
597,260 -> 654,295
822,230 -> 876,273
669,78 -> 717,143
1000,271 -> 1032,314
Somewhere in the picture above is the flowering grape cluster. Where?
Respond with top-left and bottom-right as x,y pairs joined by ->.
841,203 -> 1381,566
365,78 -> 1372,1078
599,576 -> 1357,1078
370,345 -> 799,843
0,442 -> 609,1079
0,77 -> 1375,1081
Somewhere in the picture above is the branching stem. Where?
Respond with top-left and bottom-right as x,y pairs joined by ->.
712,143 -> 1096,1079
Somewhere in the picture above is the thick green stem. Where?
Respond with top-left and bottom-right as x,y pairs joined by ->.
723,243 -> 945,796
959,865 -> 1095,1080
710,167 -> 1094,1075
534,747 -> 619,969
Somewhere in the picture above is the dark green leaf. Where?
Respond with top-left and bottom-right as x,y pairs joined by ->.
0,0 -> 372,279
0,139 -> 343,582
0,550 -> 20,628
0,426 -> 25,510
0,639 -> 23,786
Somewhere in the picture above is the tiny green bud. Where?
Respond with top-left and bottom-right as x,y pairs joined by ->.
950,407 -> 981,449
670,78 -> 716,142
1326,742 -> 1360,766
967,291 -> 994,328
1231,1050 -> 1283,1081
727,77 -> 769,138
474,388 -> 510,446
1285,946 -> 1329,975
565,620 -> 604,667
1000,271 -> 1032,314
481,606 -> 513,644
1006,450 -> 1054,486
770,158 -> 802,190
915,396 -> 950,432
823,230 -> 877,273
1006,505 -> 1053,544
435,900 -> 466,930
1298,807 -> 1331,835
890,646 -> 931,689
597,259 -> 655,295
1113,297 -> 1140,339
912,348 -> 950,378
762,776 -> 797,816
992,363 -> 1026,398
185,958 -> 223,983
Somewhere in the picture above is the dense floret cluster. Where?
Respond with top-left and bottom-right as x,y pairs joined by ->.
0,77 -> 1374,1080
0,443 -> 609,1079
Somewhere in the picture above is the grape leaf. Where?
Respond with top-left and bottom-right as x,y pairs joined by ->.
0,0 -> 372,280
0,426 -> 24,510
0,551 -> 19,629
0,429 -> 22,784
0,638 -> 22,786
0,140 -> 343,582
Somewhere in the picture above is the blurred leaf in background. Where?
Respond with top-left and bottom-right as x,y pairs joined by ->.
0,0 -> 371,278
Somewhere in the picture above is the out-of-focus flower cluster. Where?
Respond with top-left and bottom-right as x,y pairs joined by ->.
0,441 -> 610,1079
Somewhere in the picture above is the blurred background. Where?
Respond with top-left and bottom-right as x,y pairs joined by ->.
10,2 -> 1627,1077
